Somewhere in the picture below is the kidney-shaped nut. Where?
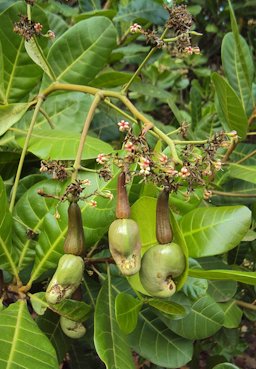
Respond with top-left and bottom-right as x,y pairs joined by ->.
60,316 -> 86,339
63,202 -> 85,256
140,242 -> 185,298
45,254 -> 84,304
108,219 -> 141,276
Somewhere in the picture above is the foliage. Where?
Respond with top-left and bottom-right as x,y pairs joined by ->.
0,0 -> 256,369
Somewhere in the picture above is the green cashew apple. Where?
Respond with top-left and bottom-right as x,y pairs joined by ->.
60,316 -> 86,339
45,254 -> 84,304
108,219 -> 141,276
140,243 -> 185,298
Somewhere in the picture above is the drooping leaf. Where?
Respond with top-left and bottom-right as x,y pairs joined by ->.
114,0 -> 168,25
229,163 -> 256,184
25,38 -> 56,80
15,129 -> 113,160
165,295 -> 224,340
0,177 -> 18,276
180,205 -> 251,257
0,2 -> 49,103
0,102 -> 33,136
219,300 -> 243,328
212,73 -> 248,139
128,308 -> 193,368
42,17 -> 117,87
31,292 -> 91,322
0,300 -> 59,369
221,32 -> 254,114
188,268 -> 256,286
94,275 -> 135,369
115,293 -> 143,334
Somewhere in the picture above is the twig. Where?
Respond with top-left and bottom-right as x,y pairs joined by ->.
212,190 -> 256,198
236,299 -> 256,311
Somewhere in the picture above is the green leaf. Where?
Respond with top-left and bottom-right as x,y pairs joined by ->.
31,292 -> 91,322
0,2 -> 49,103
182,259 -> 208,300
115,293 -> 143,334
0,177 -> 18,276
221,32 -> 254,114
0,300 -> 59,369
212,73 -> 248,139
20,92 -> 94,132
0,102 -> 33,136
229,163 -> 256,184
188,268 -> 256,285
190,82 -> 202,130
128,308 -> 193,368
25,38 -> 56,80
180,205 -> 251,257
219,300 -> 243,328
28,171 -> 117,282
147,299 -> 186,318
90,71 -> 139,88
15,129 -> 113,160
37,309 -> 70,364
165,295 -> 224,340
213,364 -> 240,369
114,0 -> 168,24
207,279 -> 237,302
43,17 -> 117,87
94,275 -> 135,369
74,9 -> 116,22
13,179 -> 66,272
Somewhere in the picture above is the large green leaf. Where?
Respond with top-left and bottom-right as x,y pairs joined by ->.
221,32 -> 254,114
32,92 -> 93,131
0,102 -> 33,136
36,309 -> 69,364
147,299 -> 186,318
13,179 -> 66,272
94,275 -> 135,369
114,0 -> 168,24
115,293 -> 143,334
15,129 -> 113,160
27,171 -> 117,283
213,364 -> 240,369
229,163 -> 256,184
0,300 -> 58,369
0,177 -> 18,276
42,17 -> 117,87
219,300 -> 243,329
227,0 -> 254,112
0,2 -> 49,103
188,268 -> 256,285
207,279 -> 237,302
212,73 -> 248,139
164,295 -> 224,340
180,205 -> 251,257
128,308 -> 193,368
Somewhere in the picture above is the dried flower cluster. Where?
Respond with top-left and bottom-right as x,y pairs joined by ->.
13,15 -> 43,41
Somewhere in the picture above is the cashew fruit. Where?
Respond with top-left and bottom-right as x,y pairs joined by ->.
156,189 -> 173,244
108,219 -> 141,276
139,243 -> 185,298
60,316 -> 86,339
63,202 -> 85,256
45,254 -> 84,304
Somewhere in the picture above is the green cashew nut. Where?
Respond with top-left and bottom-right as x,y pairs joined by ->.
63,202 -> 85,256
60,316 -> 86,339
108,219 -> 141,276
45,254 -> 84,304
140,243 -> 185,298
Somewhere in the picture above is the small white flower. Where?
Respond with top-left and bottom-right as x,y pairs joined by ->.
81,179 -> 91,186
130,23 -> 142,34
117,120 -> 130,132
213,159 -> 222,171
89,200 -> 97,208
159,153 -> 168,164
124,141 -> 136,152
96,153 -> 108,165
